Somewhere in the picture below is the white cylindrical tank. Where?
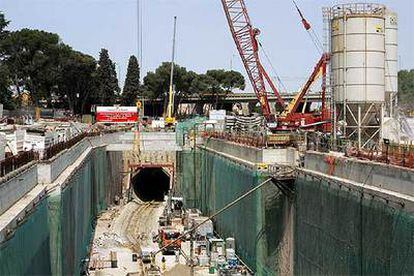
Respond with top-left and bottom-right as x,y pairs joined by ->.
331,3 -> 386,103
385,9 -> 398,96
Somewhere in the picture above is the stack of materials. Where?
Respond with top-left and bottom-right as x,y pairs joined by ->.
225,115 -> 264,133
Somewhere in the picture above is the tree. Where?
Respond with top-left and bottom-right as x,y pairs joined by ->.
206,69 -> 245,92
143,62 -> 193,99
57,50 -> 97,114
142,62 -> 194,114
222,70 -> 245,91
398,69 -> 414,111
205,69 -> 245,108
96,48 -> 119,105
0,12 -> 14,109
0,11 -> 9,39
0,64 -> 14,109
1,28 -> 64,105
122,55 -> 140,105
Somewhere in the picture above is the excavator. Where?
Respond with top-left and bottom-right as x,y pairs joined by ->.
220,0 -> 331,132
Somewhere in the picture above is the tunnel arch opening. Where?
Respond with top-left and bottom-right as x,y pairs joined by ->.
132,168 -> 170,202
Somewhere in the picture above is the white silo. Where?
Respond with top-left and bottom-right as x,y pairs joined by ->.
329,3 -> 391,148
384,9 -> 398,114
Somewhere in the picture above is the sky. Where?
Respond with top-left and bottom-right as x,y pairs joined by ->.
0,0 -> 413,92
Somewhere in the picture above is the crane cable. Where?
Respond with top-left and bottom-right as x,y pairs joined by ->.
292,0 -> 324,54
258,41 -> 289,94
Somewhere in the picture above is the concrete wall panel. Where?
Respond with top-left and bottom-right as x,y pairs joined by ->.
0,164 -> 38,215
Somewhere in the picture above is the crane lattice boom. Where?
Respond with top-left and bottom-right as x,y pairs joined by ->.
220,0 -> 285,119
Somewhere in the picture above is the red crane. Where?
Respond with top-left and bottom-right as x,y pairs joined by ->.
220,0 -> 285,120
221,0 -> 331,131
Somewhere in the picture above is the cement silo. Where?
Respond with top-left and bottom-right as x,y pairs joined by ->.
328,3 -> 393,148
385,9 -> 398,114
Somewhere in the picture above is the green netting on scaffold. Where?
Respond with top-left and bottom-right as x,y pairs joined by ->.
295,174 -> 414,275
175,149 -> 201,208
175,117 -> 206,146
48,147 -> 121,275
176,148 -> 294,275
48,155 -> 95,276
0,199 -> 52,275
0,146 -> 122,276
199,149 -> 262,272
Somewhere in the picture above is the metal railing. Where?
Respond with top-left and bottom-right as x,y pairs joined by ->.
42,133 -> 88,160
0,150 -> 39,177
202,130 -> 266,148
0,126 -> 132,178
346,142 -> 414,169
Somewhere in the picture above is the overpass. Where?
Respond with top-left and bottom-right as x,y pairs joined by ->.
148,92 -> 328,104
143,92 -> 330,116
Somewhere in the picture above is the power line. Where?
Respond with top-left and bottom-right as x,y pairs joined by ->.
137,0 -> 144,79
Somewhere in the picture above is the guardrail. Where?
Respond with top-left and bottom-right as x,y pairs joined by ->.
0,126 -> 132,178
346,143 -> 414,169
0,150 -> 39,177
202,131 -> 266,148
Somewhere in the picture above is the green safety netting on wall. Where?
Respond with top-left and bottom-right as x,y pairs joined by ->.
0,199 -> 52,275
0,146 -> 123,275
295,173 -> 414,275
175,117 -> 206,147
176,149 -> 293,275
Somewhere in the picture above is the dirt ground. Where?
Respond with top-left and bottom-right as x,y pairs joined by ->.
88,199 -> 165,275
88,199 -> 215,276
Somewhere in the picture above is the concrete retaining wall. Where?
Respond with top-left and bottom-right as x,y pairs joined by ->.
38,133 -> 124,185
0,164 -> 38,215
177,148 -> 294,274
305,151 -> 414,198
204,138 -> 298,165
204,138 -> 262,163
0,142 -> 125,275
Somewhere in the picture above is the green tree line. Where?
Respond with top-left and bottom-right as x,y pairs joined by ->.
0,11 -> 245,114
398,69 -> 414,111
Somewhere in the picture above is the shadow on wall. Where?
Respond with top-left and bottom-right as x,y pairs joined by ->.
132,168 -> 170,201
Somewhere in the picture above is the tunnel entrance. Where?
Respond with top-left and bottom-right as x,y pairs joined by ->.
132,168 -> 170,202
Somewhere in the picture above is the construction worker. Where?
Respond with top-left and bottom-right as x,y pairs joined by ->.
161,256 -> 166,271
175,250 -> 180,263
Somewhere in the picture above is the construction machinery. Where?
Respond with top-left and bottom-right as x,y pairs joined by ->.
220,0 -> 331,132
158,226 -> 182,254
165,16 -> 178,127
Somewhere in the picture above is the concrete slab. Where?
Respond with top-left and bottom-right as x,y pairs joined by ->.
0,184 -> 46,242
305,151 -> 414,198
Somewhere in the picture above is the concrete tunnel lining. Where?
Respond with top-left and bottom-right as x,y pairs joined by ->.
132,168 -> 170,202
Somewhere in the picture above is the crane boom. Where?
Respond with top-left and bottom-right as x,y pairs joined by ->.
282,53 -> 330,117
220,0 -> 285,119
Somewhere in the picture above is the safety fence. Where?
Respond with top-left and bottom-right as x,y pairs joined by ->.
346,142 -> 414,169
0,150 -> 38,177
0,126 -> 131,178
203,131 -> 266,148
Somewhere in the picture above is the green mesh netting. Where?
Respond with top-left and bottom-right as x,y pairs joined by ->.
0,147 -> 123,275
0,199 -> 52,275
295,174 -> 414,275
199,149 -> 262,272
176,149 -> 293,275
175,117 -> 206,146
